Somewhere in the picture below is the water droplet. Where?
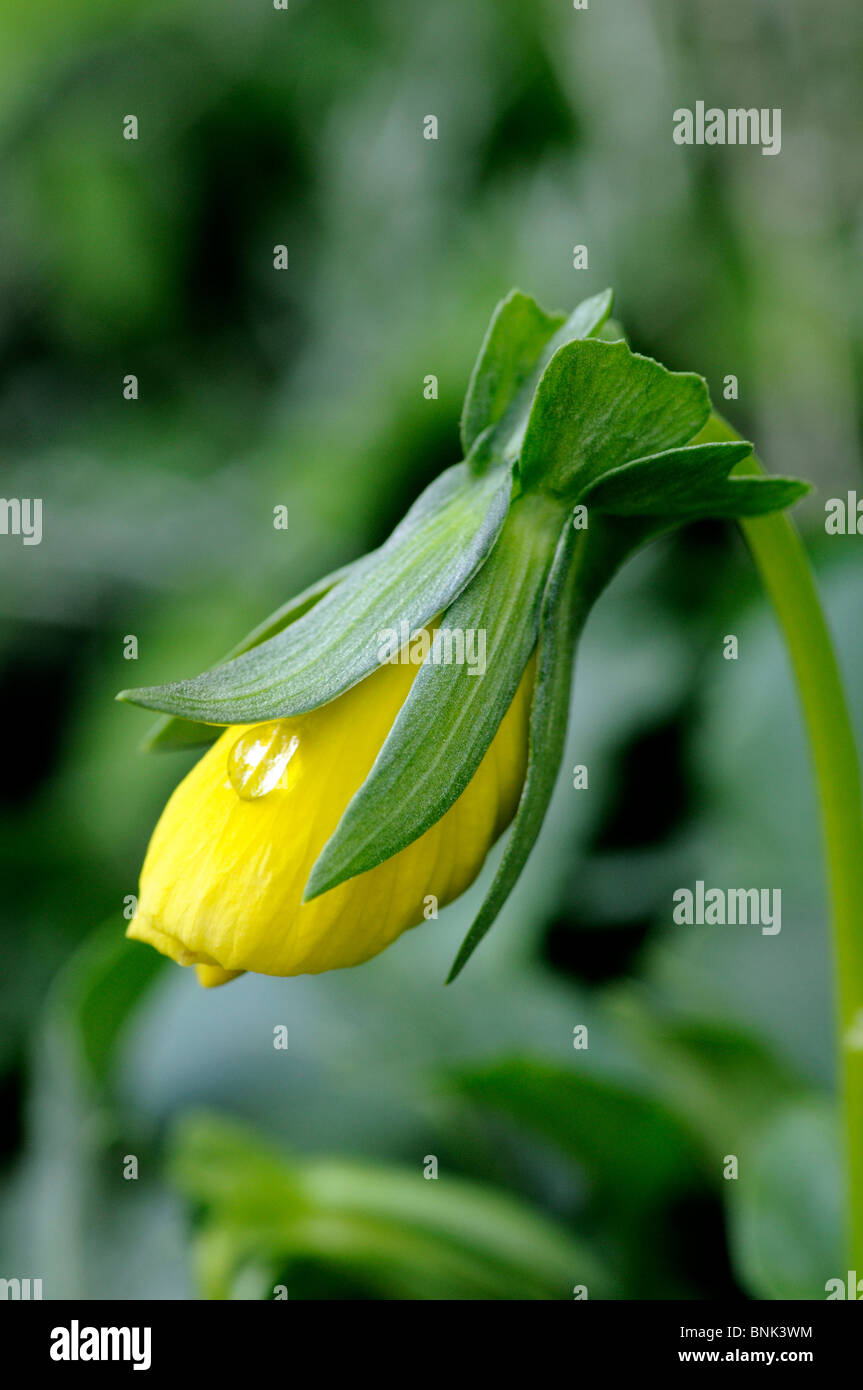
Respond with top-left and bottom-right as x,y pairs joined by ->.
228,721 -> 300,801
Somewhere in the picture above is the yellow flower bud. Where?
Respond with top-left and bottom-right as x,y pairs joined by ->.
128,650 -> 535,985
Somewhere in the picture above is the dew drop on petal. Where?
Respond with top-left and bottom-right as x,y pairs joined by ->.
227,721 -> 300,801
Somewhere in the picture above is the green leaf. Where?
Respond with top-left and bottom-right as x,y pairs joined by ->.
446,518 -> 580,978
170,1112 -> 306,1224
446,1057 -> 704,1200
447,513 -> 634,980
460,290 -> 565,456
519,337 -> 711,501
462,288 -> 613,468
118,461 -> 511,724
170,1112 -> 613,1300
142,563 -> 354,752
583,440 -> 751,513
299,1156 -> 609,1300
583,440 -> 809,520
40,921 -> 166,1099
725,1098 -> 844,1300
16,925 -> 170,1298
71,936 -> 167,1091
692,476 -> 811,517
304,492 -> 565,899
609,1003 -> 804,1162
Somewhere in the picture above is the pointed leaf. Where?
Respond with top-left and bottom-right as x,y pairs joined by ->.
447,515 -> 635,980
118,461 -> 512,724
583,439 -> 809,519
582,440 -> 752,514
519,337 -> 711,500
628,477 -> 809,527
446,521 -> 581,980
696,476 -> 810,517
554,288 -> 615,344
142,563 -> 354,751
460,290 -> 565,456
304,494 -> 566,899
463,289 -> 613,468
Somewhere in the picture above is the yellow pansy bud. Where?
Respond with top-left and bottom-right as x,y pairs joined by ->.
128,652 -> 535,985
120,289 -> 806,985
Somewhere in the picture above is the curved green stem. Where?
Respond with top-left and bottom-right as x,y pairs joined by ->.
702,413 -> 863,1272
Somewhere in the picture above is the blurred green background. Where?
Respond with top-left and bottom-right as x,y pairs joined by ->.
1,0 -> 862,1300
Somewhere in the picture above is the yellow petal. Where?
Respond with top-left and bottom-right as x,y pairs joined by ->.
128,652 -> 534,980
195,964 -> 246,989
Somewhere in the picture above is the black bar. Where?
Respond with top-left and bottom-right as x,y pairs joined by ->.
4,1300 -> 858,1375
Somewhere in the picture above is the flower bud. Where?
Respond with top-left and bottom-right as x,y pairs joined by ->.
129,652 -> 534,983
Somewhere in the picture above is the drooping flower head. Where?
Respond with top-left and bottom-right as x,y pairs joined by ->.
119,289 -> 807,986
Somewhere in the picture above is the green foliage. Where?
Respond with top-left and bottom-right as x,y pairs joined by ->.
460,289 -> 566,457
446,515 -> 627,980
169,1113 -> 613,1300
583,440 -> 808,522
119,462 -> 511,723
41,923 -> 165,1104
613,1010 -> 804,1161
446,1056 -> 704,1200
5,927 -> 177,1298
306,491 -> 564,897
144,564 -> 354,752
443,1016 -> 841,1299
461,287 -> 612,463
519,338 -> 710,499
118,289 -> 807,758
725,1100 -> 843,1300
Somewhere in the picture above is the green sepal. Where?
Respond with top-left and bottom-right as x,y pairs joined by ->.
460,291 -> 565,457
462,289 -> 613,470
117,460 -> 512,725
446,514 -> 632,981
142,563 -> 353,752
582,439 -> 810,522
303,493 -> 566,901
519,337 -> 711,501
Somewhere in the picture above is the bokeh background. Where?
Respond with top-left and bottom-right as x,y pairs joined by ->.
1,0 -> 862,1299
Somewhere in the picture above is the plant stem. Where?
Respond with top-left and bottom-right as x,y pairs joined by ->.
702,412 -> 863,1271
